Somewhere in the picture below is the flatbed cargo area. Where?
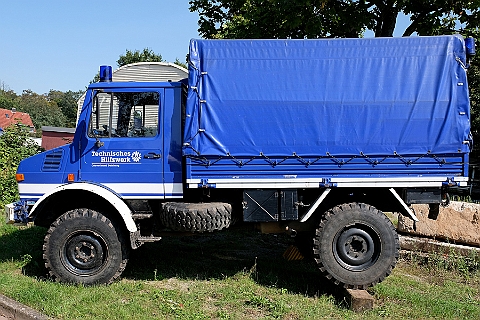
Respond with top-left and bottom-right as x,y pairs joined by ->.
183,35 -> 471,187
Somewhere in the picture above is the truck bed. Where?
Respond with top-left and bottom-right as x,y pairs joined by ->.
183,35 -> 471,188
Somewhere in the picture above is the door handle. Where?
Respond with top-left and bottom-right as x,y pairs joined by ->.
144,152 -> 161,159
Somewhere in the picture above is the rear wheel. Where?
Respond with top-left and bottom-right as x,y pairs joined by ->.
43,208 -> 129,285
313,202 -> 399,289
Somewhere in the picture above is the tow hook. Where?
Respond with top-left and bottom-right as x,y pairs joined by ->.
285,226 -> 297,238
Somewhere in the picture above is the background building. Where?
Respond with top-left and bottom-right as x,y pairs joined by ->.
41,126 -> 76,150
0,108 -> 35,134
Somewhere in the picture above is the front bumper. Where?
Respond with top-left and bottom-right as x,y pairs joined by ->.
4,200 -> 32,224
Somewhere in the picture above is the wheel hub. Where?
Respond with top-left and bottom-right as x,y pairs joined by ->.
64,233 -> 106,275
75,242 -> 96,263
334,226 -> 378,271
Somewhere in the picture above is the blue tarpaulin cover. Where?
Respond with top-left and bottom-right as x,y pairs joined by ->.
184,35 -> 471,157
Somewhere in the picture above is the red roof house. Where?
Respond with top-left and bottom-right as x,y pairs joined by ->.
0,108 -> 35,133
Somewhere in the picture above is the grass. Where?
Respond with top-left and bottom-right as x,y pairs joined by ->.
1,217 -> 480,319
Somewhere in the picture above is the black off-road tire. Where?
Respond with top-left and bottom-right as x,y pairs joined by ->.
43,208 -> 129,285
160,202 -> 233,232
313,202 -> 399,289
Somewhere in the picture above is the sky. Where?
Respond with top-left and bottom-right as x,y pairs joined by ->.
0,1 -> 411,95
0,0 -> 200,94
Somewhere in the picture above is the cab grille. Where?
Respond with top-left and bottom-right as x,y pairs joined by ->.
42,150 -> 63,171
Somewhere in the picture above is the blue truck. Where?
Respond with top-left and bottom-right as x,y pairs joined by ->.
5,35 -> 476,289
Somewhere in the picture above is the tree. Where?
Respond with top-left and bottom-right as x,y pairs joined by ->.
91,48 -> 165,83
189,0 -> 480,38
189,0 -> 369,38
118,49 -> 187,70
0,124 -> 43,205
0,86 -> 18,110
47,90 -> 83,128
2,84 -> 81,130
0,93 -> 17,111
465,29 -> 480,164
174,58 -> 188,69
0,82 -> 17,100
401,1 -> 480,36
116,48 -> 163,67
15,90 -> 67,133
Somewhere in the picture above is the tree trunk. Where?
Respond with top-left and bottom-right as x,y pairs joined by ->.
374,6 -> 399,37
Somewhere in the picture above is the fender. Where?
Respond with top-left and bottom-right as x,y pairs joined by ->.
30,182 -> 137,232
299,187 -> 419,223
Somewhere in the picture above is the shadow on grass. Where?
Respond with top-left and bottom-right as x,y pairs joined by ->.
0,224 -> 47,277
124,228 -> 341,299
1,224 -> 343,301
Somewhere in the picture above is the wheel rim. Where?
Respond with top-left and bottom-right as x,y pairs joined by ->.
333,224 -> 380,271
61,231 -> 108,276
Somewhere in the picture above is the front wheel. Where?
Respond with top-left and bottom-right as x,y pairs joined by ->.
43,208 -> 129,285
313,202 -> 399,289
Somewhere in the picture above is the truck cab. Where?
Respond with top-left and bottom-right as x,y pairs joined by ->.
15,74 -> 186,217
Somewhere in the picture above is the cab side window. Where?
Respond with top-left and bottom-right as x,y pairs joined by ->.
89,91 -> 159,138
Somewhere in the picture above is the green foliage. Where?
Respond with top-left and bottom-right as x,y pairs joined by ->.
189,0 -> 369,39
0,92 -> 17,110
91,48 -> 165,84
0,125 -> 43,205
0,82 -> 17,99
189,0 -> 480,38
467,37 -> 480,164
2,87 -> 79,134
402,0 -> 480,36
116,48 -> 163,67
14,90 -> 67,133
46,90 -> 83,128
174,58 -> 188,69
460,25 -> 480,166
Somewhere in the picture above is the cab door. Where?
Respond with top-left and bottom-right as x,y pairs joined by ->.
80,88 -> 165,199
